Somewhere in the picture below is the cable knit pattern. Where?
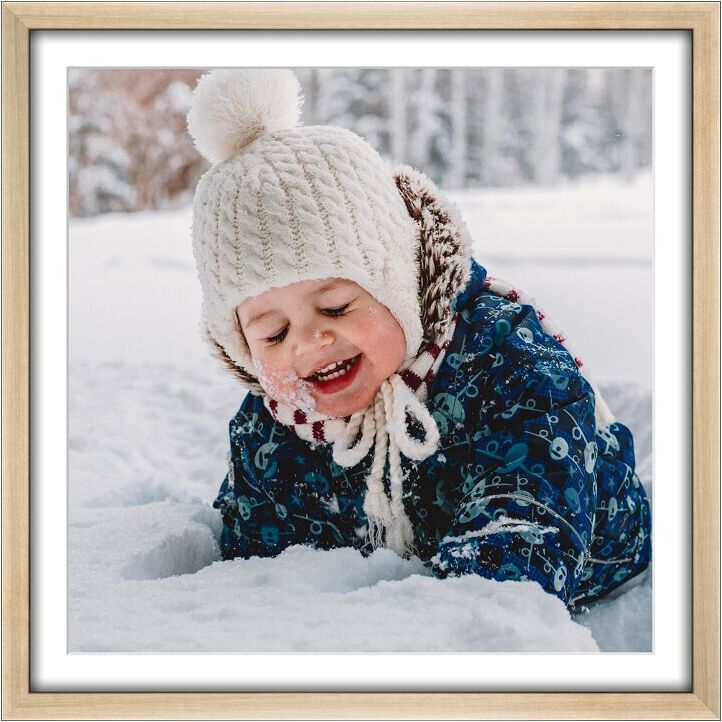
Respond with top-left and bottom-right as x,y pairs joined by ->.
192,120 -> 423,379
235,164 -> 263,292
316,142 -> 376,276
288,145 -> 349,275
217,175 -> 246,294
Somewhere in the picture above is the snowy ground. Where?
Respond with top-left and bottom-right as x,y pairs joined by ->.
69,174 -> 653,653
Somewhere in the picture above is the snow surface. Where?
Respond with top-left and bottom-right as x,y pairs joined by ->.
69,175 -> 653,653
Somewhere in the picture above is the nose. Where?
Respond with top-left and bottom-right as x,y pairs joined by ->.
293,325 -> 334,358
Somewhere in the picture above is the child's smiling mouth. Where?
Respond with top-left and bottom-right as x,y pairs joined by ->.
305,354 -> 362,393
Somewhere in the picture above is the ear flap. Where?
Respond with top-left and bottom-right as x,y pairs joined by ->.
205,326 -> 264,394
393,165 -> 472,344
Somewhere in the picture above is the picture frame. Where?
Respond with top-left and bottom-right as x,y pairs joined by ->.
2,2 -> 719,719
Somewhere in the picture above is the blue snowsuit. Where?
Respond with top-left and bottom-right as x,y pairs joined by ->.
214,260 -> 651,607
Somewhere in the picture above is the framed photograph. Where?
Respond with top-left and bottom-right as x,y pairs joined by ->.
2,2 -> 719,719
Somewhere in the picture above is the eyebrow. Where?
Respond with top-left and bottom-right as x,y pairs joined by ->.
243,309 -> 277,330
315,280 -> 348,294
242,280 -> 352,329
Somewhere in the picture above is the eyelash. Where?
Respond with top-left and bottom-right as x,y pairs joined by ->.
324,303 -> 350,318
264,304 -> 350,346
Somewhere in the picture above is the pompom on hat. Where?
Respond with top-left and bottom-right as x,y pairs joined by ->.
188,69 -> 434,389
187,69 -> 304,164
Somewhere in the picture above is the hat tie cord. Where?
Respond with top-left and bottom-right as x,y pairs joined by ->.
332,374 -> 440,555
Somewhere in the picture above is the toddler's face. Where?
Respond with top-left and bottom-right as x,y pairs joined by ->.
237,279 -> 406,417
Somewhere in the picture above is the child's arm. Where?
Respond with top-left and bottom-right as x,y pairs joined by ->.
212,407 -> 275,561
213,399 -> 350,560
429,297 -> 648,606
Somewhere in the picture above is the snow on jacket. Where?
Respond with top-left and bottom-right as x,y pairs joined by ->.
213,258 -> 651,608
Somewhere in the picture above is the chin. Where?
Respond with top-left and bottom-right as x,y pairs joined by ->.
316,387 -> 377,417
317,400 -> 365,418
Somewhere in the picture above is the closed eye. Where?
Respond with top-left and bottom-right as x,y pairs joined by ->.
323,303 -> 350,317
265,326 -> 288,346
264,303 -> 349,345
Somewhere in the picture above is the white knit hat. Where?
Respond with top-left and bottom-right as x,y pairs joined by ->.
188,69 -> 423,382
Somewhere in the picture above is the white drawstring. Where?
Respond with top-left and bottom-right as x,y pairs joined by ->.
331,373 -> 441,556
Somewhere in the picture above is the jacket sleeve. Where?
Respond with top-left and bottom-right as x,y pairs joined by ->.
212,399 -> 288,560
430,299 -> 599,606
212,397 -> 350,560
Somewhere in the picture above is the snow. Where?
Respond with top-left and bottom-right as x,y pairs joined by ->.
69,175 -> 652,653
439,516 -> 561,546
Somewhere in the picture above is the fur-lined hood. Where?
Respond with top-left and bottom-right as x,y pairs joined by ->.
208,166 -> 473,392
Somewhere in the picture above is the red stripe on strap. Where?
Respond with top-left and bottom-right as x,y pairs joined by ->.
312,421 -> 325,442
426,343 -> 441,359
401,369 -> 423,391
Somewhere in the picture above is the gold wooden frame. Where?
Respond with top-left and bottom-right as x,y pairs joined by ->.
2,2 -> 719,719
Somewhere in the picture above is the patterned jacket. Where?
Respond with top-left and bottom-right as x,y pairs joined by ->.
214,257 -> 651,608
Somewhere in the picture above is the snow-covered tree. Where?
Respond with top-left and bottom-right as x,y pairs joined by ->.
69,71 -> 137,216
445,69 -> 467,188
607,69 -> 653,182
69,69 -> 205,217
70,67 -> 653,217
528,69 -> 566,184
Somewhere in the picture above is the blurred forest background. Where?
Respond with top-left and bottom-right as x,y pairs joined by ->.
68,67 -> 652,218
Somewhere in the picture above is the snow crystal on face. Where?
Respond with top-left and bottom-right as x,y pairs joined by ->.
253,359 -> 317,413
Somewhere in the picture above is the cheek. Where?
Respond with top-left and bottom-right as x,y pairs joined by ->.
252,358 -> 317,412
351,310 -> 406,374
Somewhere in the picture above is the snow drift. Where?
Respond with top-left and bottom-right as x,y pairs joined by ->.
69,176 -> 653,653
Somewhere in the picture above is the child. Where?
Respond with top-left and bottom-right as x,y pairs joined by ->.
188,69 -> 651,608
